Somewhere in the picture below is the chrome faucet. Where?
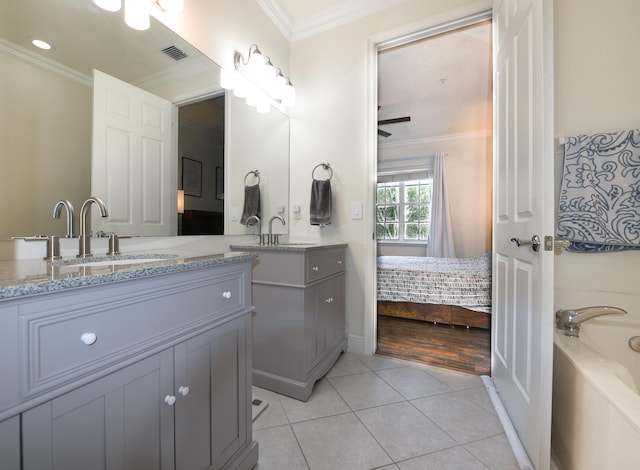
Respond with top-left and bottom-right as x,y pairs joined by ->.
245,215 -> 262,245
78,196 -> 108,258
555,306 -> 627,337
52,200 -> 75,238
268,215 -> 286,245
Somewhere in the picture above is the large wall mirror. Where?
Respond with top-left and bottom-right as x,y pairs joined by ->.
0,0 -> 289,239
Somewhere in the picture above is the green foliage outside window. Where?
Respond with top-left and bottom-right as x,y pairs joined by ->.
376,179 -> 432,241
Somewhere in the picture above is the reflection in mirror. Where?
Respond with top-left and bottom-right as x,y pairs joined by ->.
226,94 -> 290,236
178,96 -> 225,235
0,0 -> 289,239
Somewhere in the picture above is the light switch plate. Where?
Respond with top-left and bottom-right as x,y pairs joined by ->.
351,202 -> 363,219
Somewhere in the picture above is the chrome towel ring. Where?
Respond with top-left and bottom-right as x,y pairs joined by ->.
244,170 -> 260,186
312,163 -> 332,181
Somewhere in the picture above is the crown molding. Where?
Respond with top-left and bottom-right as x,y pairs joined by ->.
258,0 -> 412,42
0,37 -> 91,87
256,0 -> 295,41
378,130 -> 492,150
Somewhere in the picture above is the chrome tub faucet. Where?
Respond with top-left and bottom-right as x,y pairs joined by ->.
555,306 -> 627,337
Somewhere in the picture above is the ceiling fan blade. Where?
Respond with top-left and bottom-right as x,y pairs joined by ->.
378,116 -> 411,125
378,129 -> 391,137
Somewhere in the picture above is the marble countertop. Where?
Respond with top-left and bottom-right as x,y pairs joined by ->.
229,241 -> 347,252
0,251 -> 257,300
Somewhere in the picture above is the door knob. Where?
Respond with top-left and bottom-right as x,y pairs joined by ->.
510,235 -> 541,252
164,395 -> 176,406
178,386 -> 190,396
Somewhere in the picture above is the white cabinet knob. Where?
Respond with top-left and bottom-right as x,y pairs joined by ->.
178,386 -> 190,396
164,395 -> 176,406
325,297 -> 333,303
222,291 -> 232,299
312,266 -> 319,271
337,260 -> 342,265
80,333 -> 97,345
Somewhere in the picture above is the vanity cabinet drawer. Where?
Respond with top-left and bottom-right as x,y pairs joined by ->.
19,266 -> 247,397
305,249 -> 345,283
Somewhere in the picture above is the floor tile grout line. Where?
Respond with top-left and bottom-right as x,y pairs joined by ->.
253,353 -> 516,469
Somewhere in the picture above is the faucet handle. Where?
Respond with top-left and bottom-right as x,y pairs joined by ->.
106,233 -> 120,256
555,309 -> 570,329
44,236 -> 61,261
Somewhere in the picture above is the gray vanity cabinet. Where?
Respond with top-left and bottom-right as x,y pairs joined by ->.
22,351 -> 174,470
22,316 -> 251,470
174,315 -> 250,470
0,416 -> 20,470
250,246 -> 347,401
1,259 -> 257,470
304,274 -> 345,373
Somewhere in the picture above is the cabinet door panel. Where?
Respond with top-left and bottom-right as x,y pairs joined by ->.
0,416 -> 20,470
23,352 -> 173,470
174,318 -> 248,470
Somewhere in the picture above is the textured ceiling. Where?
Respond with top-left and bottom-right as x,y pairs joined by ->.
377,21 -> 492,146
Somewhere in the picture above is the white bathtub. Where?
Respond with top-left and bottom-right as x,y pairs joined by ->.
552,321 -> 640,470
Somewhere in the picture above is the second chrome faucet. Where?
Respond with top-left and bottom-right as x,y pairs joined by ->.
78,196 -> 109,258
268,215 -> 286,245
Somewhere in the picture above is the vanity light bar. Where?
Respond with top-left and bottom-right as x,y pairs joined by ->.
93,0 -> 183,32
220,44 -> 295,113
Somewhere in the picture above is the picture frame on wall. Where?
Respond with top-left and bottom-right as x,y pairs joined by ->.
216,166 -> 224,200
182,157 -> 202,197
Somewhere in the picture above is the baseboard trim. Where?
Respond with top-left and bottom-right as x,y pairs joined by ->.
481,376 -> 534,470
347,334 -> 365,354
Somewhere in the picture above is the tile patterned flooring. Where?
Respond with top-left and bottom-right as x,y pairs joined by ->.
252,352 -> 519,470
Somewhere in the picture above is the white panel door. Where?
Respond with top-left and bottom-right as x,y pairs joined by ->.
92,69 -> 175,236
492,0 -> 554,468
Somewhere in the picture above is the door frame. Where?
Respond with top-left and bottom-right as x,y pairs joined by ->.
364,4 -> 494,355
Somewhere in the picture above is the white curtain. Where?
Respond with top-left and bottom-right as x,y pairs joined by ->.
426,153 -> 456,258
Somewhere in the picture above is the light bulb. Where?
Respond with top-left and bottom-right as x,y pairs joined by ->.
247,47 -> 263,74
256,102 -> 271,113
271,73 -> 287,99
220,68 -> 236,89
233,76 -> 248,98
93,0 -> 122,12
125,0 -> 150,31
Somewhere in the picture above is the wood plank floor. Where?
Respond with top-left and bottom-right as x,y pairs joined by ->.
376,315 -> 491,375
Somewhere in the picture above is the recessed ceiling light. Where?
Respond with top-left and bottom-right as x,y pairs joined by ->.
31,39 -> 52,50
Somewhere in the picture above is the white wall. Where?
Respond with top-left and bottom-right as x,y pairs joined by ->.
554,0 -> 640,325
165,0 -> 640,352
288,0 -> 492,351
156,0 -> 290,81
0,52 -> 92,239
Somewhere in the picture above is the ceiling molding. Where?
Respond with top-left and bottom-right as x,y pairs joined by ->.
255,0 -> 295,41
0,37 -> 91,87
378,130 -> 492,150
258,0 -> 413,42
